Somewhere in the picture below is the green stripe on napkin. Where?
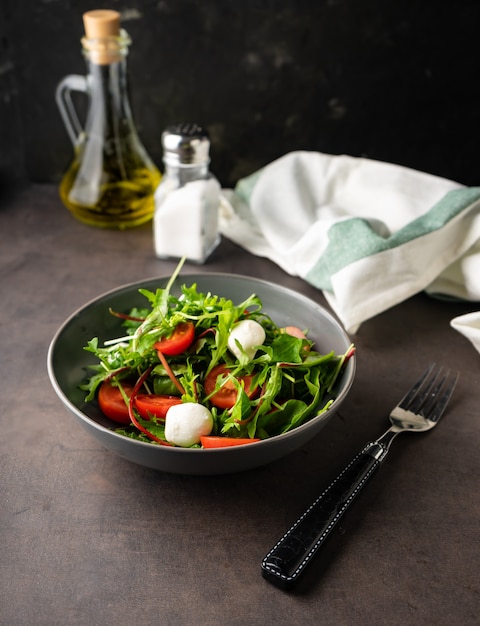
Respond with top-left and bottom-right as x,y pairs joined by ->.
306,187 -> 480,290
235,169 -> 263,204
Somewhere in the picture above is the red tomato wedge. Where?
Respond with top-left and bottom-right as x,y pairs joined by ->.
98,379 -> 135,425
204,364 -> 258,409
134,394 -> 182,420
154,322 -> 195,356
200,436 -> 261,448
283,326 -> 308,340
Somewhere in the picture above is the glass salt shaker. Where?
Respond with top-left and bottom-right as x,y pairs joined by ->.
153,123 -> 221,263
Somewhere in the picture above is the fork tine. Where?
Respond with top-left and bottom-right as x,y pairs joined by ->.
423,370 -> 459,422
399,363 -> 459,422
398,363 -> 436,410
408,366 -> 445,415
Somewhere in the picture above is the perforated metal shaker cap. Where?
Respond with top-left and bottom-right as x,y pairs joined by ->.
162,123 -> 211,166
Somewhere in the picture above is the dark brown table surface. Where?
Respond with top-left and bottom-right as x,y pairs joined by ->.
1,184 -> 479,626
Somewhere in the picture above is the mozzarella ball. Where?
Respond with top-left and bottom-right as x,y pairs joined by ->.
165,402 -> 213,447
228,319 -> 266,361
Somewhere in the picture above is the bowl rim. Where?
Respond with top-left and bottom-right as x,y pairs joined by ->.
47,271 -> 356,454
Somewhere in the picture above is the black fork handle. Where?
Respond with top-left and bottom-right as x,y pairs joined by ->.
261,442 -> 385,590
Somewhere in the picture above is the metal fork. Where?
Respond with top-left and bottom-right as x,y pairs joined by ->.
261,364 -> 459,590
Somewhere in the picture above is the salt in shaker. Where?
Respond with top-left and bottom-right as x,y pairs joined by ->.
153,123 -> 221,263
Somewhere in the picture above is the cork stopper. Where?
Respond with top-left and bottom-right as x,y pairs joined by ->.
81,10 -> 129,65
83,10 -> 120,39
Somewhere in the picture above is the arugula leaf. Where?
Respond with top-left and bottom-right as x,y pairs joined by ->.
263,333 -> 306,364
221,386 -> 252,437
116,414 -> 167,443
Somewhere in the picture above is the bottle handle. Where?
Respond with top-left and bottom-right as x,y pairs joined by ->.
55,74 -> 88,146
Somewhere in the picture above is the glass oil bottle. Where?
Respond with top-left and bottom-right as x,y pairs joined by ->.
56,9 -> 161,229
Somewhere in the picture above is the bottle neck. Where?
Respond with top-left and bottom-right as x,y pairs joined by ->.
81,29 -> 130,65
81,28 -> 135,126
83,53 -> 137,138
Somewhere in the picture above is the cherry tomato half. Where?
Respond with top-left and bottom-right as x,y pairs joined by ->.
97,379 -> 135,425
283,326 -> 308,340
154,322 -> 195,356
134,394 -> 182,420
204,364 -> 258,409
200,436 -> 261,448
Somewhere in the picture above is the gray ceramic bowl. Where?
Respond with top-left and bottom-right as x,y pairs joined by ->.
47,273 -> 355,475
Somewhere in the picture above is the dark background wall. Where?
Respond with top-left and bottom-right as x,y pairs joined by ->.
1,0 -> 479,192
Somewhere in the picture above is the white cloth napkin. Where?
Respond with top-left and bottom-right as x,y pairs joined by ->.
219,151 -> 480,333
450,312 -> 480,355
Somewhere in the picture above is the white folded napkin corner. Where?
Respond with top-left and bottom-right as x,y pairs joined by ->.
219,151 -> 480,335
451,312 -> 480,355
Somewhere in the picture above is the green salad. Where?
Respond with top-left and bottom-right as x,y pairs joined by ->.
82,261 -> 355,448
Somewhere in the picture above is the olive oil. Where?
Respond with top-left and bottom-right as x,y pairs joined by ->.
60,163 -> 161,229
